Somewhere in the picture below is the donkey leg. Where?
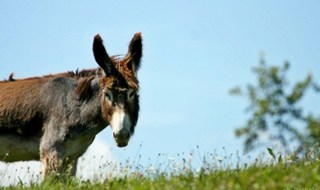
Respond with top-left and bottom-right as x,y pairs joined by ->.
40,149 -> 64,180
65,158 -> 78,177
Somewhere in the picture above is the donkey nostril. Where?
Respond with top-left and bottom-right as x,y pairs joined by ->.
113,131 -> 130,140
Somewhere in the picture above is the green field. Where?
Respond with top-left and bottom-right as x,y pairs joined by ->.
5,161 -> 320,190
2,149 -> 320,190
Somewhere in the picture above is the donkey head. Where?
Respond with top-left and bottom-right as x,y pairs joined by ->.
93,33 -> 142,147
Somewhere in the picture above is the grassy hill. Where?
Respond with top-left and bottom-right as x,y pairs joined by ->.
3,149 -> 320,190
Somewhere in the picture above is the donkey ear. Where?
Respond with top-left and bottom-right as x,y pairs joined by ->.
93,34 -> 115,76
126,32 -> 143,73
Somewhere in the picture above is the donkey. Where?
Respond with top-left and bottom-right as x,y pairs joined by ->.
0,32 -> 142,179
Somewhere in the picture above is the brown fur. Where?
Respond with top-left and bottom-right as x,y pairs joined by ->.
0,33 -> 143,180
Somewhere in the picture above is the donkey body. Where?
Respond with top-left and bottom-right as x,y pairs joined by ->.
0,33 -> 142,179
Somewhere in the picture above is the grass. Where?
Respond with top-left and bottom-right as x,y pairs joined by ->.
2,148 -> 320,189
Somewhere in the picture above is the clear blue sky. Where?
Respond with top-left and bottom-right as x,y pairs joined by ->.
1,1 -> 320,166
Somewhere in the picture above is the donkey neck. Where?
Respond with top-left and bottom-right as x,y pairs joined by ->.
75,77 -> 108,132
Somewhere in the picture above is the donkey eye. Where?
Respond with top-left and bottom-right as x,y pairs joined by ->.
105,91 -> 112,101
128,90 -> 136,99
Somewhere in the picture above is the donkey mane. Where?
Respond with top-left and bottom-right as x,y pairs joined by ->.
67,68 -> 99,78
74,74 -> 96,100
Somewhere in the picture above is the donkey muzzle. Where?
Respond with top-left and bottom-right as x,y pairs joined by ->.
113,129 -> 130,147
